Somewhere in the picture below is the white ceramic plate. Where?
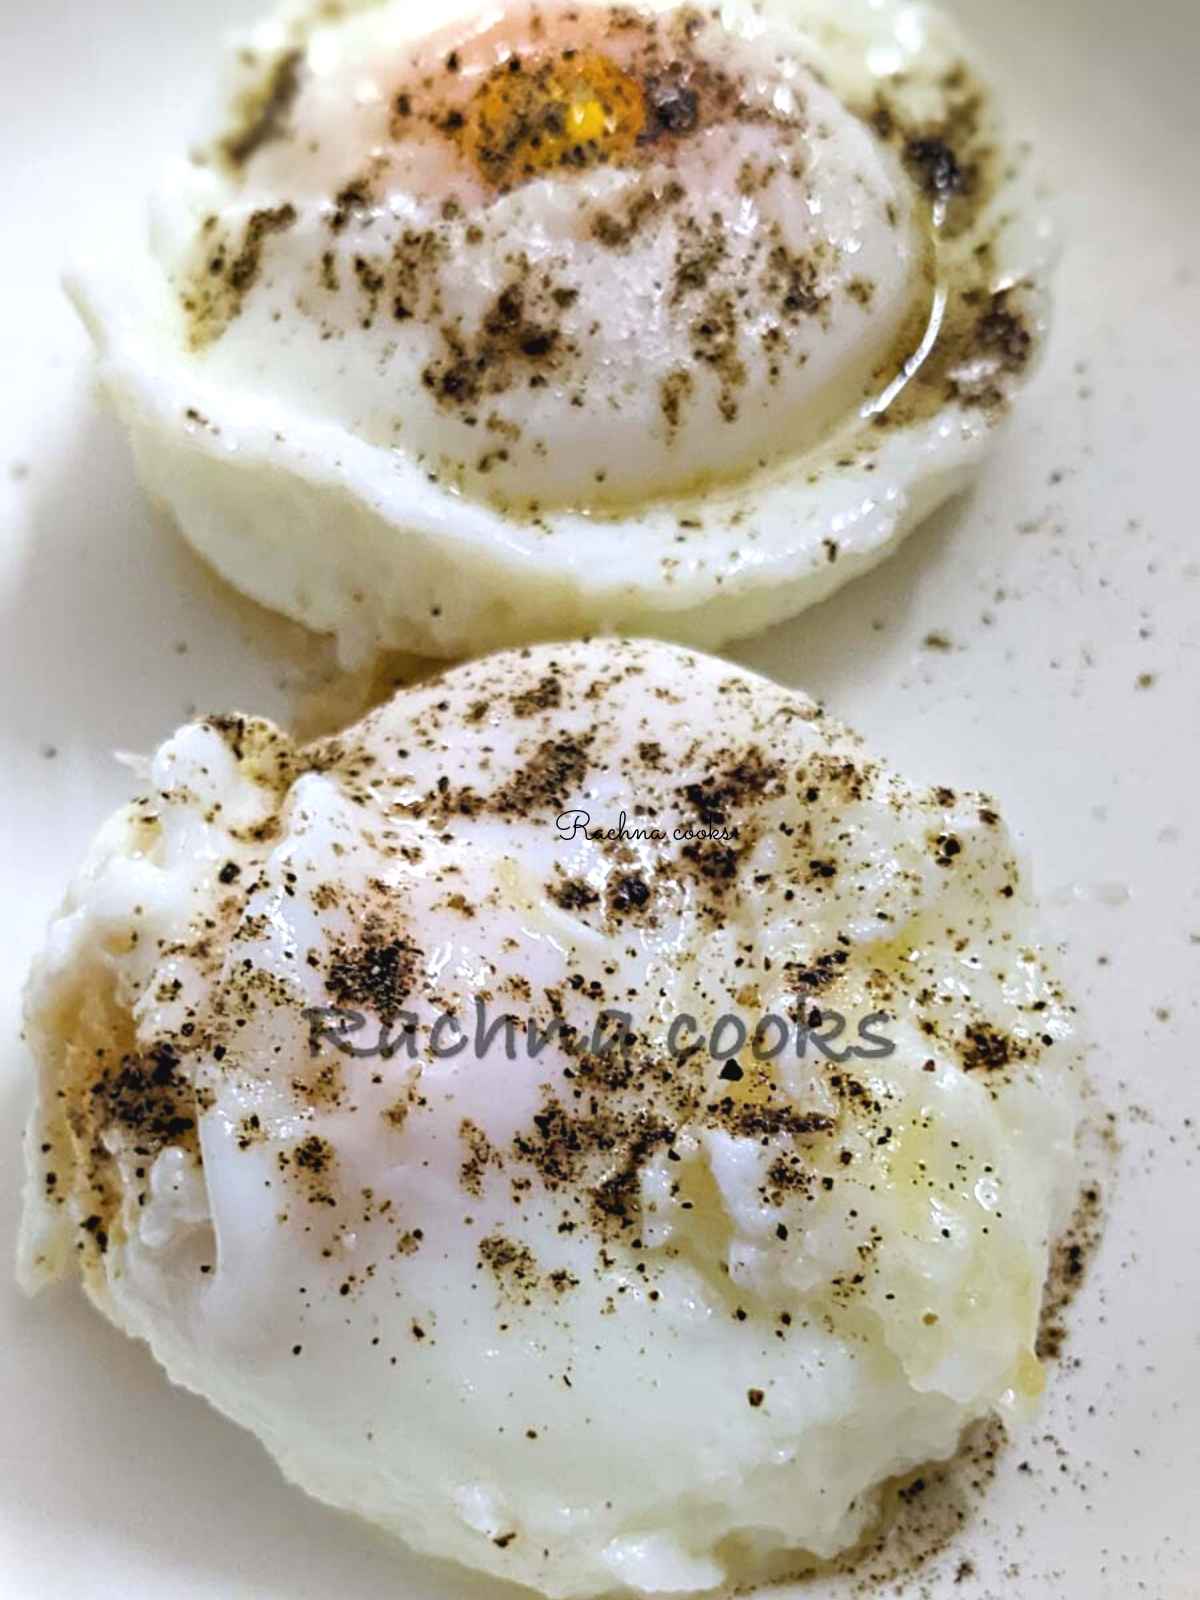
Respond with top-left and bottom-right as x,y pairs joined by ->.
2,1 -> 1198,1595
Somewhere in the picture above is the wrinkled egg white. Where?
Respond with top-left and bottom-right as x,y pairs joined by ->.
21,639 -> 1080,1597
70,0 -> 1051,665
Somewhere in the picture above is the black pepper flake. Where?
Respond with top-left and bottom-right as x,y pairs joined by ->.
90,1042 -> 197,1158
222,49 -> 304,168
81,1215 -> 109,1253
609,875 -> 651,914
550,878 -> 600,912
328,925 -> 423,1026
904,136 -> 967,199
646,79 -> 700,137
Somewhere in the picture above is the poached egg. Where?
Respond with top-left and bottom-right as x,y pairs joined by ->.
71,0 -> 1051,664
20,638 -> 1081,1596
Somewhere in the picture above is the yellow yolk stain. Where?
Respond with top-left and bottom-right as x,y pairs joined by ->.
464,51 -> 647,188
1013,1345 -> 1046,1400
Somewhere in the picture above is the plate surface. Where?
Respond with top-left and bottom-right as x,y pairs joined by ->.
1,1 -> 1197,1595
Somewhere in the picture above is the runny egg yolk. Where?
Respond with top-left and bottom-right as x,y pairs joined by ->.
463,50 -> 647,188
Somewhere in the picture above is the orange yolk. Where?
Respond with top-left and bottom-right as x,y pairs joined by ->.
463,51 -> 647,187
